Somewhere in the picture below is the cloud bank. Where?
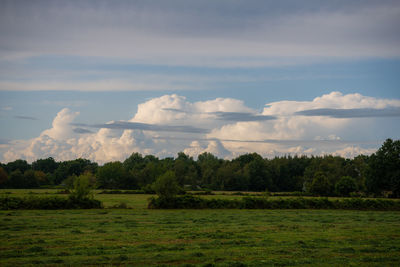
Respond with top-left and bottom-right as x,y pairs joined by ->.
1,0 -> 399,65
1,92 -> 399,163
295,107 -> 400,118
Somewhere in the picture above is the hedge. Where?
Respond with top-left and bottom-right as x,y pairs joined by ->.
0,195 -> 103,210
148,195 -> 400,211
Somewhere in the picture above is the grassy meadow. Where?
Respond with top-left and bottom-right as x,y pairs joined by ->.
1,190 -> 400,266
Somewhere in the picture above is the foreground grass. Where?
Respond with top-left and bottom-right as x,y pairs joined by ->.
1,208 -> 400,266
1,190 -> 400,266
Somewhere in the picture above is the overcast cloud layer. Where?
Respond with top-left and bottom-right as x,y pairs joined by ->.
2,0 -> 399,61
1,92 -> 399,163
0,0 -> 400,91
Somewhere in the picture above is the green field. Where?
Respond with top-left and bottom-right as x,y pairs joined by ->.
1,190 -> 400,266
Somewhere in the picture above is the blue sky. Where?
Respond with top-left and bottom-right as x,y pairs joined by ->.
0,0 -> 399,163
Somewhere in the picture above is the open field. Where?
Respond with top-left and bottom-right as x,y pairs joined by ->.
1,190 -> 400,266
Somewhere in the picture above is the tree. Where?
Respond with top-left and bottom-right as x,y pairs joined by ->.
309,172 -> 331,196
5,159 -> 30,174
350,155 -> 369,191
366,139 -> 400,197
0,167 -> 8,188
23,170 -> 39,188
123,152 -> 144,171
335,176 -> 357,196
34,171 -> 49,186
32,157 -> 59,174
69,172 -> 95,200
198,152 -> 221,188
96,161 -> 129,189
54,159 -> 98,185
216,161 -> 245,191
152,171 -> 180,199
174,152 -> 199,187
8,170 -> 25,188
137,161 -> 162,188
303,155 -> 345,194
244,158 -> 270,191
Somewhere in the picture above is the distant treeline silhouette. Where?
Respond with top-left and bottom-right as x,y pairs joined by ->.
0,139 -> 399,198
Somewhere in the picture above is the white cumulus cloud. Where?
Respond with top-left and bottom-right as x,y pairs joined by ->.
1,92 -> 399,163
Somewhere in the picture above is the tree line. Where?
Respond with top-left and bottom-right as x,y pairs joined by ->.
0,139 -> 399,197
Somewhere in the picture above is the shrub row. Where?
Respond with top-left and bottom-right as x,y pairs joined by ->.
99,189 -> 146,194
148,195 -> 400,210
0,195 -> 102,210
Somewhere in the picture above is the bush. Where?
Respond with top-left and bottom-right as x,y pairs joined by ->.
70,174 -> 92,199
148,196 -> 400,211
0,195 -> 102,210
152,171 -> 181,199
142,184 -> 156,194
0,172 -> 102,210
335,176 -> 357,196
310,172 -> 331,196
99,189 -> 146,194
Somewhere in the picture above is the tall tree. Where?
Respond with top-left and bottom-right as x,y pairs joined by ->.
366,139 -> 400,197
32,157 -> 59,174
0,167 -> 8,188
54,159 -> 97,185
5,159 -> 31,174
97,161 -> 130,189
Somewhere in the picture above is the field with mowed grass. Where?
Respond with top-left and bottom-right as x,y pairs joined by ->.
1,190 -> 400,266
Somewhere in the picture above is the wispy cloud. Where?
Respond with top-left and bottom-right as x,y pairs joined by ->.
73,128 -> 93,134
152,136 -> 381,146
73,121 -> 210,134
163,108 -> 276,122
14,115 -> 38,120
0,80 -> 201,92
0,138 -> 10,145
211,112 -> 276,122
295,108 -> 400,118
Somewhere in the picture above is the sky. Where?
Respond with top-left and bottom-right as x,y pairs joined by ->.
0,0 -> 400,163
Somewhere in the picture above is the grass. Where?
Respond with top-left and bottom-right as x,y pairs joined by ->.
1,209 -> 400,266
0,189 -> 400,266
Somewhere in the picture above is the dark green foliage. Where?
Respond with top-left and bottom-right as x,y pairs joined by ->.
32,157 -> 58,174
99,189 -> 147,194
97,161 -> 130,189
152,171 -> 180,199
123,152 -> 145,171
0,195 -> 102,210
148,195 -> 241,209
5,159 -> 31,174
0,171 -> 102,210
366,139 -> 400,197
0,139 -> 398,197
215,161 -> 244,190
243,155 -> 269,191
54,158 -> 97,185
22,170 -> 39,188
69,172 -> 94,200
310,172 -> 331,196
268,155 -> 309,192
174,152 -> 199,187
0,167 -> 8,188
7,170 -> 25,189
197,152 -> 221,189
148,196 -> 400,210
335,176 -> 357,196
